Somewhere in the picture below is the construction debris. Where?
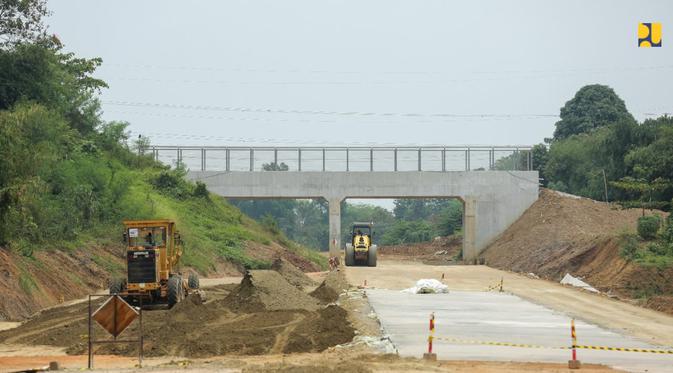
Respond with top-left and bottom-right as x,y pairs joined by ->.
560,273 -> 599,293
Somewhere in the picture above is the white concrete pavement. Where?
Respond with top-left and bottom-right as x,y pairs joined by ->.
367,289 -> 673,373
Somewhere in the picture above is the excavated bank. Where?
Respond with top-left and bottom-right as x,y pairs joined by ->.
482,188 -> 673,315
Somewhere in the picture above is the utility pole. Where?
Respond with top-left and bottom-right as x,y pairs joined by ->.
602,169 -> 609,205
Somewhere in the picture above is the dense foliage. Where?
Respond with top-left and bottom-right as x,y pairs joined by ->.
0,5 -> 324,273
528,85 -> 673,209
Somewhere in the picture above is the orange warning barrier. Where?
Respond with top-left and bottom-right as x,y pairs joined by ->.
428,312 -> 435,353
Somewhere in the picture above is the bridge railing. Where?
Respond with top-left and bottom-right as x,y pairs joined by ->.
146,145 -> 534,172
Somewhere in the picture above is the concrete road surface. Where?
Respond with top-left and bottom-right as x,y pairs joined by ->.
346,260 -> 673,372
367,290 -> 673,373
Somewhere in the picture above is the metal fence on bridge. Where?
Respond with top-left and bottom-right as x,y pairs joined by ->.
146,145 -> 534,172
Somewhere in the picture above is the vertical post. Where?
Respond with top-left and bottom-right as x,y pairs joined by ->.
418,148 -> 422,171
328,198 -> 342,258
298,148 -> 302,171
428,313 -> 435,353
571,319 -> 577,360
139,296 -> 143,368
177,148 -> 182,166
569,318 -> 581,369
274,148 -> 278,166
370,148 -> 374,172
226,149 -> 230,172
346,148 -> 349,171
201,149 -> 206,171
529,149 -> 533,171
394,148 -> 398,171
88,295 -> 93,369
442,148 -> 446,172
322,148 -> 326,172
423,312 -> 437,360
490,148 -> 494,170
602,169 -> 609,203
514,148 -> 519,170
464,150 -> 468,171
249,149 -> 254,171
153,147 -> 158,162
467,147 -> 471,170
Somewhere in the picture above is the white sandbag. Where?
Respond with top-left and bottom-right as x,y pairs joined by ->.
402,279 -> 449,294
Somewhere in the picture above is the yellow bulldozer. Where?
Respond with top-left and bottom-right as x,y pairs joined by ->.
344,222 -> 377,267
109,220 -> 199,308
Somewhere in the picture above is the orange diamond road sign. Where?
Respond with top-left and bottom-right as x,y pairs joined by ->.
92,296 -> 138,337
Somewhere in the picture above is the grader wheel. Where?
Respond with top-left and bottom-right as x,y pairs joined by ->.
167,275 -> 183,308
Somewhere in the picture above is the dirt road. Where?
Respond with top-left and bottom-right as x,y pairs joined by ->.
345,260 -> 673,348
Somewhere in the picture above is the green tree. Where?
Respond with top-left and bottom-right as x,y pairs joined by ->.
0,43 -> 107,134
0,0 -> 50,47
552,85 -> 635,141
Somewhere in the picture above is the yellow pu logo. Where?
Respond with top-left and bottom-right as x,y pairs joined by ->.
638,23 -> 661,47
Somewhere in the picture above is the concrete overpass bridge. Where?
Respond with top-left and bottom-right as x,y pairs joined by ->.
149,145 -> 539,260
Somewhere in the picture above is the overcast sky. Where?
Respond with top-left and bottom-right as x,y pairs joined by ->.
47,0 -> 672,148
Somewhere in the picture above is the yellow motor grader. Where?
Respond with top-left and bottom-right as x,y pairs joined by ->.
109,220 -> 199,308
344,222 -> 377,267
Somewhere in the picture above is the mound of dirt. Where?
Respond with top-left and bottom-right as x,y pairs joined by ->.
482,188 -> 673,315
284,305 -> 356,353
271,258 -> 316,288
1,273 -> 356,358
221,270 -> 320,312
310,270 -> 349,303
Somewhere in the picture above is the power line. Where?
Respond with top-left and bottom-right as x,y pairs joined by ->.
101,100 -> 560,119
99,63 -> 673,76
103,109 -> 555,124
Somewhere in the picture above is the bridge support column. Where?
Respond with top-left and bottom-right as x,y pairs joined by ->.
328,198 -> 342,258
462,196 -> 477,262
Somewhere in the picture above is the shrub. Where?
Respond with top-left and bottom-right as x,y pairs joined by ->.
646,242 -> 669,256
261,214 -> 280,235
151,167 -> 193,199
637,215 -> 661,240
664,212 -> 673,244
193,181 -> 209,199
619,233 -> 640,261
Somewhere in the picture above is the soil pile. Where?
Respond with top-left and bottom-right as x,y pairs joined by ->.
310,270 -> 349,303
271,258 -> 316,288
222,270 -> 320,312
284,305 -> 355,353
0,273 -> 355,358
482,188 -> 673,314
